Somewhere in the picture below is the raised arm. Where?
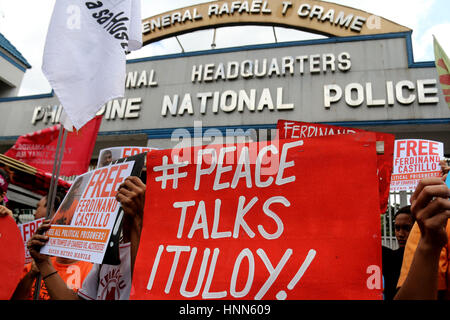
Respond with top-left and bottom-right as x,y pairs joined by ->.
24,221 -> 81,300
394,177 -> 450,300
11,261 -> 41,300
115,176 -> 146,279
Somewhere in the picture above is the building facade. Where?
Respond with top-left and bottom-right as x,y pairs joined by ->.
1,32 -> 448,157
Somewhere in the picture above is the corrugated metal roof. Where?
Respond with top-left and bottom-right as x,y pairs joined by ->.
0,32 -> 31,69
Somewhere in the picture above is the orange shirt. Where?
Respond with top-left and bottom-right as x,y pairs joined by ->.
397,222 -> 450,293
22,257 -> 93,300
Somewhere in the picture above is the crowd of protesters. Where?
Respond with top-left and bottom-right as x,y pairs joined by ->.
0,159 -> 449,300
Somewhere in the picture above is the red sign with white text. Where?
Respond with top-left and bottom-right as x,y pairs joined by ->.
5,116 -> 102,177
277,120 -> 394,214
132,133 -> 382,300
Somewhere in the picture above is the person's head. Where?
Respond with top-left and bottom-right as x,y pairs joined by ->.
394,205 -> 415,248
100,150 -> 113,167
0,168 -> 10,204
35,192 -> 64,220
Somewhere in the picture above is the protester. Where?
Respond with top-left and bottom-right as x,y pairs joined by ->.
11,193 -> 93,300
394,175 -> 450,300
394,206 -> 415,247
382,205 -> 415,300
25,176 -> 146,300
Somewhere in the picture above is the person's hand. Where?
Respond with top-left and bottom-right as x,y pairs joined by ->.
0,205 -> 13,218
410,176 -> 450,251
27,220 -> 52,266
29,260 -> 40,277
115,176 -> 146,246
440,160 -> 450,176
116,176 -> 146,222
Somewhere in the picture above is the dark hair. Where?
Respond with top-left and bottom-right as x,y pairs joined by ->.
0,168 -> 11,183
394,205 -> 415,222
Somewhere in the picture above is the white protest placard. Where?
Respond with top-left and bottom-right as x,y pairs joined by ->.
97,146 -> 157,168
391,139 -> 444,191
40,161 -> 135,263
18,218 -> 45,265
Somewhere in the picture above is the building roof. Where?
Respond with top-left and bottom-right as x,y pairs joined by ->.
0,32 -> 31,69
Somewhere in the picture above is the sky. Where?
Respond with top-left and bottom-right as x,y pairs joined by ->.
0,0 -> 449,96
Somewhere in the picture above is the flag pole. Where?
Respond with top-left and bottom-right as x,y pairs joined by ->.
33,124 -> 68,300
45,125 -> 64,219
47,126 -> 68,219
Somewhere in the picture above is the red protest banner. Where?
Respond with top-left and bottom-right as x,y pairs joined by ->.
5,116 -> 102,177
277,120 -> 394,214
0,215 -> 25,299
131,133 -> 382,300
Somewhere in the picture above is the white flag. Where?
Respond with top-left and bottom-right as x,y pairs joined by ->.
42,0 -> 142,131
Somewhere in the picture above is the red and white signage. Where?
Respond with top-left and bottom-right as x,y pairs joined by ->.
40,161 -> 135,263
18,218 -> 45,265
132,133 -> 383,300
391,139 -> 444,191
5,116 -> 102,176
277,120 -> 395,214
